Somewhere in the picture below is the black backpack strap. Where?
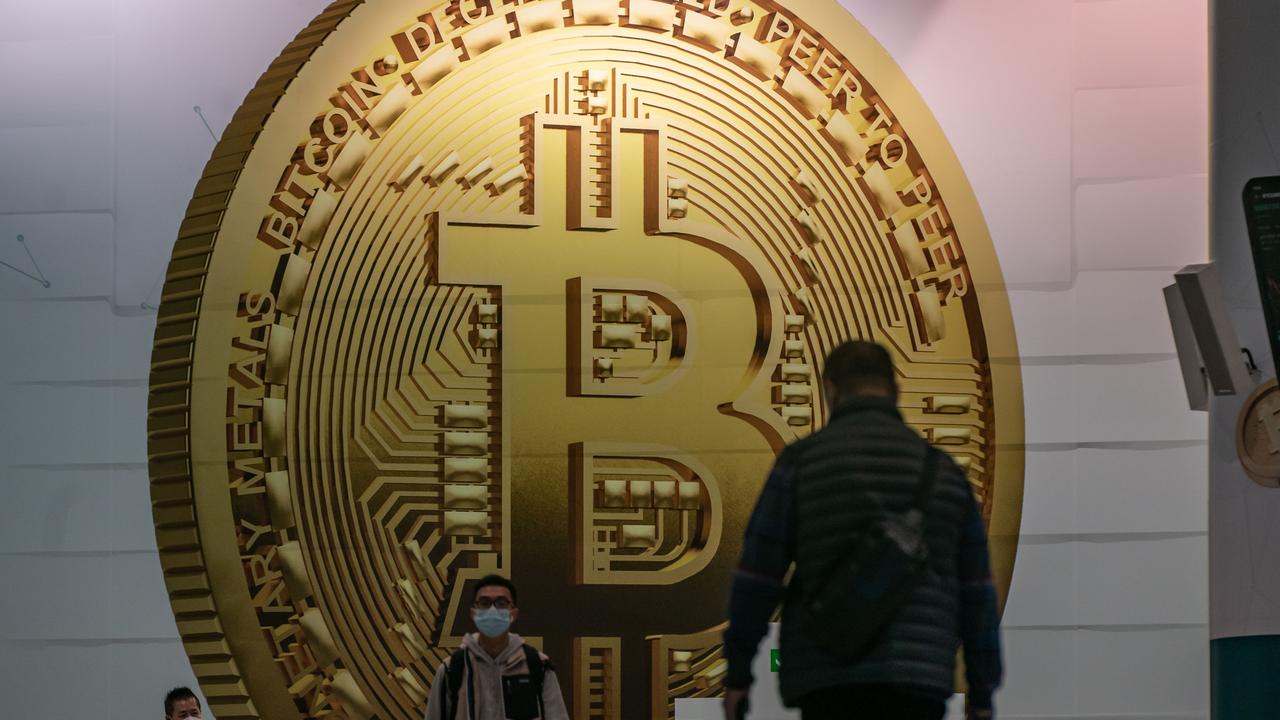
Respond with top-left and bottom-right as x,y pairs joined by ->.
521,644 -> 547,718
445,649 -> 467,720
520,644 -> 546,688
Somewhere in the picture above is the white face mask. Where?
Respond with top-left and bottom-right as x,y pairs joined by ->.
474,607 -> 513,638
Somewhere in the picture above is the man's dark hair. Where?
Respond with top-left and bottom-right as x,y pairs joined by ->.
164,687 -> 200,716
822,340 -> 898,401
473,574 -> 518,605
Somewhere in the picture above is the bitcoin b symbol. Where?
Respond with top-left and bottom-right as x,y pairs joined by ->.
435,114 -> 782,715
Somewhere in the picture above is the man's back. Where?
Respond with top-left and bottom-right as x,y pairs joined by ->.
779,395 -> 981,703
723,340 -> 1002,720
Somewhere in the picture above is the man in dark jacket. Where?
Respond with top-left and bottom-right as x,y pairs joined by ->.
722,340 -> 1002,719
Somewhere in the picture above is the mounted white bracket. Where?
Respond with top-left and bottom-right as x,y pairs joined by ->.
1164,262 -> 1258,411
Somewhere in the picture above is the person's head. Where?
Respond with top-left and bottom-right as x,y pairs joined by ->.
470,574 -> 519,639
821,340 -> 898,409
164,687 -> 201,720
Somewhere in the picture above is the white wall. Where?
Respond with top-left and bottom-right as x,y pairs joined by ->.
0,2 -> 327,719
0,1 -> 1208,719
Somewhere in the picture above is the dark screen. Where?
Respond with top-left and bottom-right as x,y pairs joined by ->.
1243,176 -> 1280,380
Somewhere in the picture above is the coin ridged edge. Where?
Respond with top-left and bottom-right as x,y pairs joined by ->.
147,4 -> 364,719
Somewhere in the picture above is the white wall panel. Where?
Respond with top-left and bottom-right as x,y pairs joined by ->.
1075,175 -> 1208,271
0,639 -> 206,720
1,1 -> 115,40
1072,361 -> 1207,444
0,641 -> 117,720
0,125 -> 114,213
1003,535 -> 1207,630
1072,271 -> 1180,356
1021,365 -> 1078,445
0,301 -> 154,381
0,301 -> 119,381
0,551 -> 176,641
1074,86 -> 1207,181
1075,446 -> 1208,535
0,554 -> 119,640
1072,0 -> 1207,90
0,385 -> 146,466
1001,541 -> 1078,628
1007,288 -> 1076,358
1206,454 -> 1280,636
0,468 -> 154,554
1073,626 -> 1209,717
1008,270 -> 1187,360
999,628 -> 1077,716
109,550 -> 187,639
1234,489 -> 1280,612
103,640 -> 212,720
0,37 -> 113,129
1074,535 -> 1207,626
998,627 -> 1209,719
108,468 -> 157,553
1018,450 -> 1078,536
1017,445 -> 1207,543
1209,466 -> 1257,631
0,213 -> 114,301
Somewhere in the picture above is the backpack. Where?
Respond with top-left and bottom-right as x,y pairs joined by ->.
796,445 -> 941,659
443,644 -> 547,720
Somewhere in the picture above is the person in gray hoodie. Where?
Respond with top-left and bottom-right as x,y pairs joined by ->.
424,574 -> 570,720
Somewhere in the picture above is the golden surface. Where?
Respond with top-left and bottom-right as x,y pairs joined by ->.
146,1 -> 1024,718
1236,379 -> 1280,488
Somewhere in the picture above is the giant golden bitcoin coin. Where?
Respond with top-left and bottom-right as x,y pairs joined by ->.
146,1 -> 1023,718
